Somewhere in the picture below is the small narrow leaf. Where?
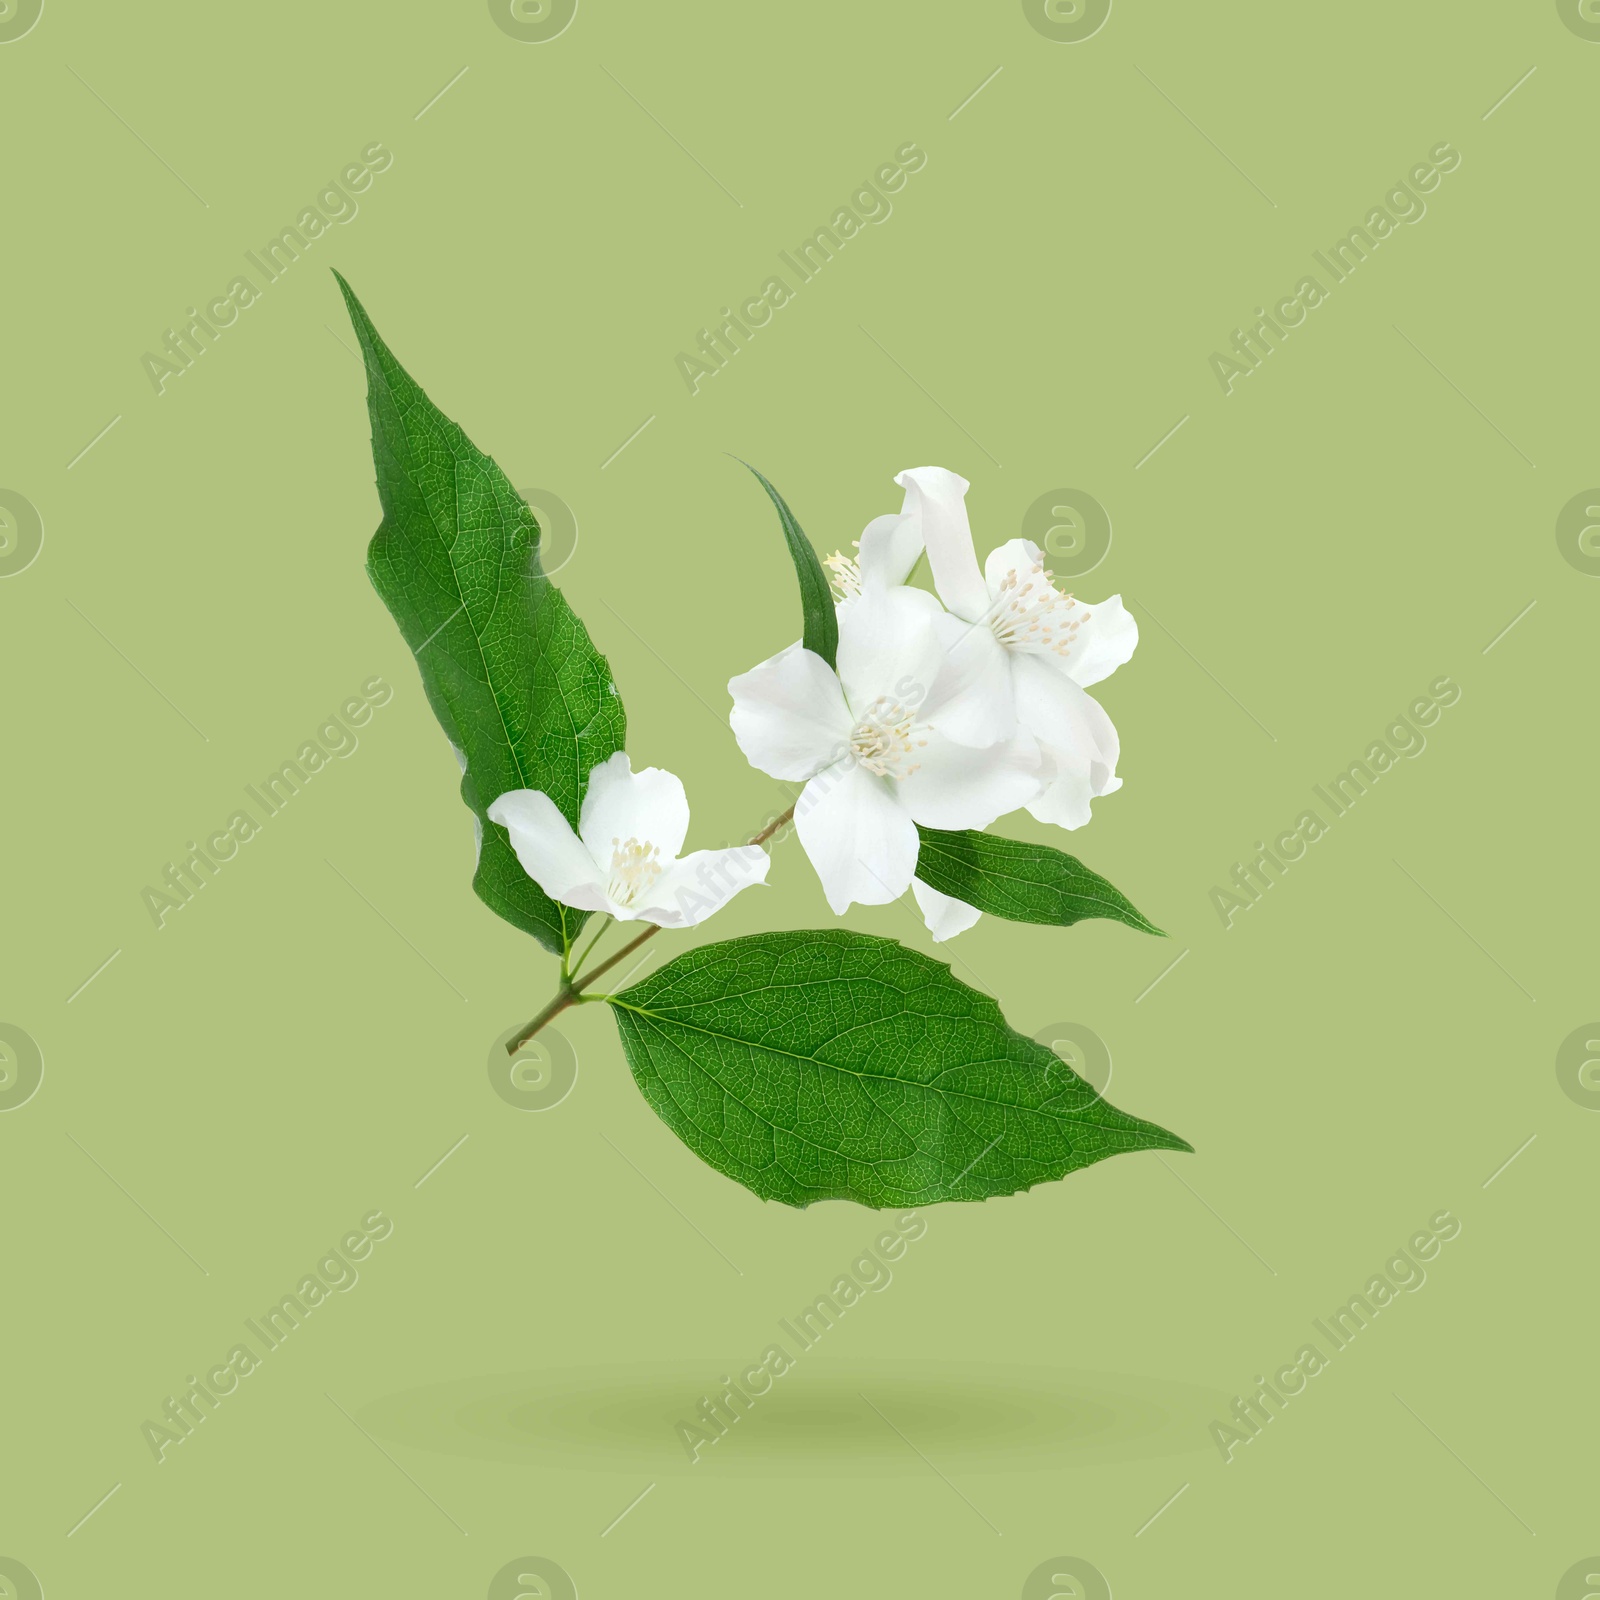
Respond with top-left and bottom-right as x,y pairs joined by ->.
608,929 -> 1189,1208
915,827 -> 1165,936
338,273 -> 625,954
737,461 -> 838,670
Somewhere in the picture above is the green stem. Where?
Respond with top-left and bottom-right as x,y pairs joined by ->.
505,802 -> 795,1055
569,913 -> 613,980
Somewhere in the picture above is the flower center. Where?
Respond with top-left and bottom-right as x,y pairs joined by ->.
848,696 -> 928,779
988,561 -> 1089,659
824,546 -> 862,603
608,836 -> 663,906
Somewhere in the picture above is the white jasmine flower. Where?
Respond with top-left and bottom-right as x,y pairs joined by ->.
884,466 -> 1138,832
488,752 -> 769,928
728,584 -> 1040,915
820,466 -> 1138,942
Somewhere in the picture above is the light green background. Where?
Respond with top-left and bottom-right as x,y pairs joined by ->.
3,1 -> 1594,1594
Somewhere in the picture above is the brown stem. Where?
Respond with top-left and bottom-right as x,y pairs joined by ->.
505,985 -> 581,1051
748,803 -> 795,848
505,803 -> 795,1054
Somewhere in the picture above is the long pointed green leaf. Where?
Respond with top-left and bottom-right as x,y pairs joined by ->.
608,929 -> 1189,1208
915,827 -> 1164,936
737,461 -> 838,670
338,273 -> 625,954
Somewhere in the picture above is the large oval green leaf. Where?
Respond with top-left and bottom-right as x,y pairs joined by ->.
339,274 -> 625,954
608,929 -> 1189,1208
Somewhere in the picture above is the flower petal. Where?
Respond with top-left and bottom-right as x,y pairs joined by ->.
926,611 -> 1016,747
729,643 -> 852,781
636,846 -> 771,927
836,583 -> 945,712
1061,593 -> 1138,689
487,788 -> 610,912
1012,654 -> 1122,830
794,760 -> 919,913
856,511 -> 921,590
911,878 -> 982,943
577,751 -> 690,862
898,728 -> 1042,831
981,535 -> 1046,595
895,466 -> 989,622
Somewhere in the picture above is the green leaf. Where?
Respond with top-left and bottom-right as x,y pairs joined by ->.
914,827 -> 1165,936
337,273 -> 625,955
737,461 -> 838,671
608,929 -> 1188,1208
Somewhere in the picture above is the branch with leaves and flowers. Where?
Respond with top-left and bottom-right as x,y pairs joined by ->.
338,274 -> 1189,1209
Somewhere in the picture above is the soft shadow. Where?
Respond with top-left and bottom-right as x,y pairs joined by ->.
358,1359 -> 1224,1478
